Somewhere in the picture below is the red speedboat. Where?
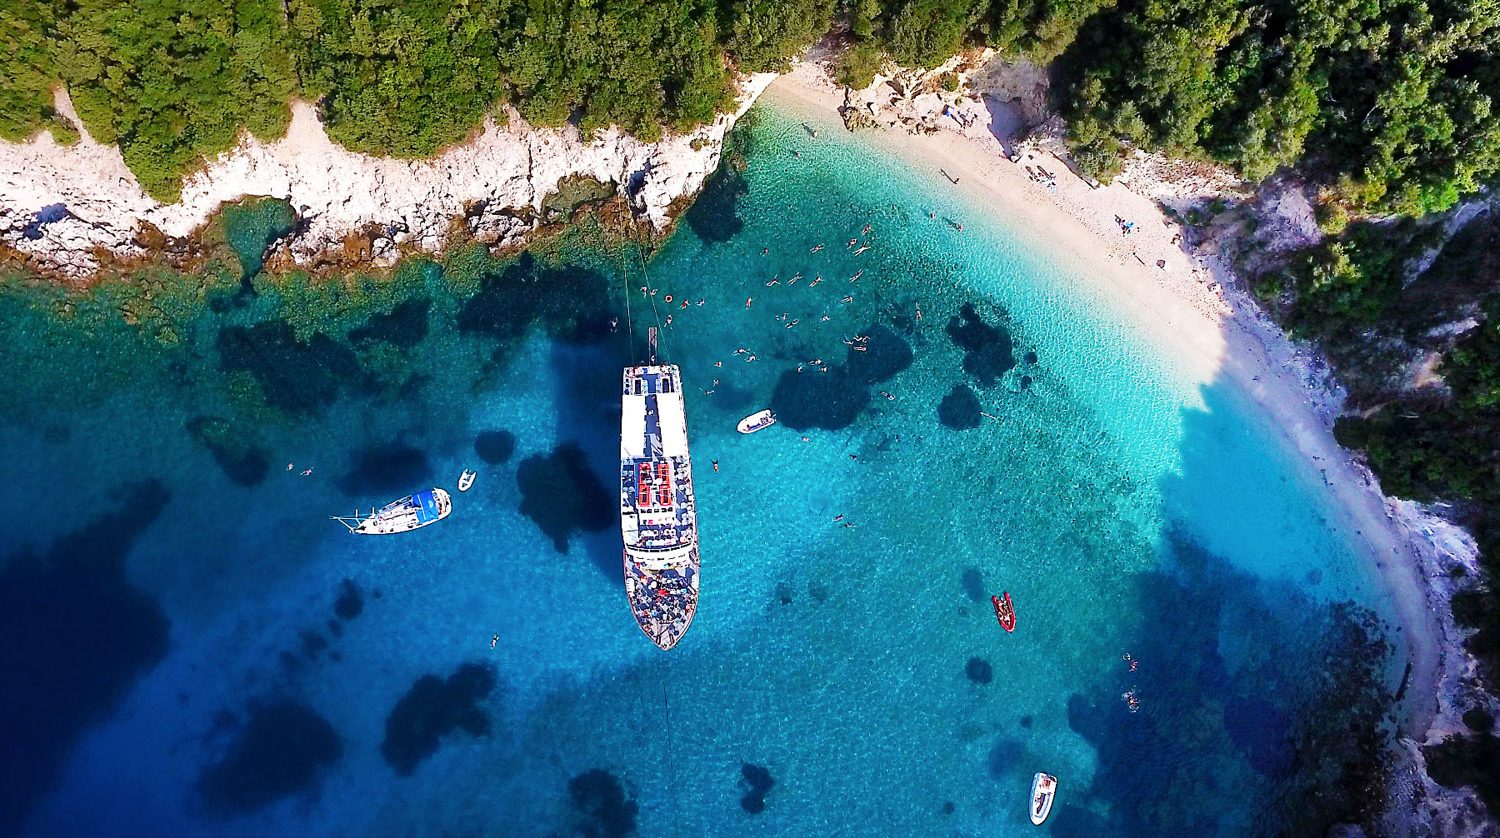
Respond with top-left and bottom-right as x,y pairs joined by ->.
992,592 -> 1016,632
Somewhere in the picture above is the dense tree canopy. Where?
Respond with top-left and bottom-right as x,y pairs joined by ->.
4,0 -> 1498,210
53,0 -> 298,199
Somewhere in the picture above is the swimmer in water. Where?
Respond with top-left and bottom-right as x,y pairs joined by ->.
810,244 -> 823,252
745,297 -> 753,309
841,295 -> 854,303
862,223 -> 872,234
766,278 -> 779,286
810,276 -> 823,286
853,245 -> 870,255
849,270 -> 863,282
491,634 -> 499,649
712,460 -> 719,472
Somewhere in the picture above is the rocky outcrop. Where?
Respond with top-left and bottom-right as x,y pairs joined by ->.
0,73 -> 778,277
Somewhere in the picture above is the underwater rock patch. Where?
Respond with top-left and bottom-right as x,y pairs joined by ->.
337,442 -> 432,497
845,324 -> 914,384
770,366 -> 869,431
348,298 -> 431,347
187,415 -> 270,486
0,480 -> 171,834
218,320 -> 363,414
965,657 -> 994,685
196,700 -> 342,817
685,155 -> 747,244
960,567 -> 987,603
381,663 -> 496,776
474,429 -> 517,464
739,763 -> 775,813
516,443 -> 613,553
334,579 -> 364,621
569,768 -> 639,838
946,303 -> 1015,385
456,251 -> 613,346
938,384 -> 982,430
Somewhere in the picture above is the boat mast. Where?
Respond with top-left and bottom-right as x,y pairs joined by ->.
647,325 -> 658,365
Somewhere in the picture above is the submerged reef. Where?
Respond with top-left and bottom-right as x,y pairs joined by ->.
965,657 -> 994,684
739,763 -> 775,813
938,384 -> 982,429
946,302 -> 1015,385
196,700 -> 343,817
960,567 -> 987,603
456,251 -> 614,346
187,415 -> 271,486
333,579 -> 364,621
474,429 -> 517,464
1060,528 -> 1396,834
218,320 -> 364,415
770,366 -> 868,430
569,769 -> 639,838
770,319 -> 912,430
348,297 -> 431,347
0,481 -> 172,834
381,663 -> 496,776
516,443 -> 613,552
684,120 -> 751,244
337,442 -> 433,497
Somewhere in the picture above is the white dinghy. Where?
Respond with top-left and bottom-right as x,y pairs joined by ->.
1030,772 -> 1057,825
736,409 -> 776,434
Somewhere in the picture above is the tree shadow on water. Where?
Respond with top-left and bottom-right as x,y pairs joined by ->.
1056,379 -> 1398,835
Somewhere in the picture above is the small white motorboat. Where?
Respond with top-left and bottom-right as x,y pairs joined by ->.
737,409 -> 776,434
1030,772 -> 1057,826
458,469 -> 477,492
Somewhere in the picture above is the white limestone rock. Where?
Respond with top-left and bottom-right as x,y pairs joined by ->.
0,73 -> 778,277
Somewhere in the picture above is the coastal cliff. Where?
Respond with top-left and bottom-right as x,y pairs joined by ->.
0,73 -> 776,278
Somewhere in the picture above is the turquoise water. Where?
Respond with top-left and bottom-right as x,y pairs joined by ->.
0,101 -> 1403,836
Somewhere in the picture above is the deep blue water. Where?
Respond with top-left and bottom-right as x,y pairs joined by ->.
0,101 -> 1405,836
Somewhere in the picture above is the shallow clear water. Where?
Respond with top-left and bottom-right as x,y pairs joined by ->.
0,102 -> 1403,836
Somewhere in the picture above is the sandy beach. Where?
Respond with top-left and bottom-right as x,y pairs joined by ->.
765,62 -> 1446,739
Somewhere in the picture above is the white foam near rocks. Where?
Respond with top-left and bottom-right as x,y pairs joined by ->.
0,73 -> 779,276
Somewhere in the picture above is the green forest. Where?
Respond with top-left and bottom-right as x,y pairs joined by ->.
3,0 -> 1497,214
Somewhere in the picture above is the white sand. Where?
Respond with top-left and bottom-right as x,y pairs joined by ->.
767,63 -> 1444,738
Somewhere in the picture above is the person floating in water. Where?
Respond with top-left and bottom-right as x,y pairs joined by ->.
745,297 -> 754,309
712,460 -> 719,473
301,468 -> 313,476
490,634 -> 499,649
810,243 -> 824,252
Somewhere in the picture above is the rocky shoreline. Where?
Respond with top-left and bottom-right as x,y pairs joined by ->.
0,73 -> 777,280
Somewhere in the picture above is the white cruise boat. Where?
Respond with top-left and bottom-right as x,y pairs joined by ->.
620,329 -> 699,650
333,488 -> 451,535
